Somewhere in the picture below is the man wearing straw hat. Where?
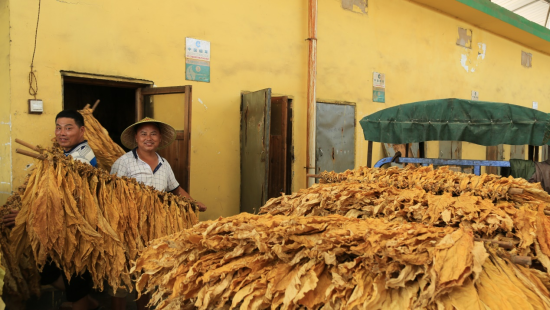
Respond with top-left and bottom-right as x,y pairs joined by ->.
109,117 -> 206,310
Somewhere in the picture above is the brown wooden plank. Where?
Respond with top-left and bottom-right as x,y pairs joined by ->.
285,100 -> 293,194
183,85 -> 192,193
141,86 -> 188,96
486,146 -> 498,175
280,97 -> 288,195
63,76 -> 151,88
135,88 -> 144,121
268,135 -> 284,199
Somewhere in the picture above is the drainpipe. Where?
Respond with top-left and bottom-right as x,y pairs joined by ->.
306,0 -> 318,188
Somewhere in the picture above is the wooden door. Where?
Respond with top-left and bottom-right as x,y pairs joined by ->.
136,86 -> 192,192
157,131 -> 186,189
241,89 -> 271,213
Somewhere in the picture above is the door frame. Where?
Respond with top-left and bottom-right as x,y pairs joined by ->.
61,71 -> 153,88
61,72 -> 193,192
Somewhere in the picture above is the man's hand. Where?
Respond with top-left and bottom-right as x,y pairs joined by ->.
3,209 -> 19,228
171,186 -> 207,212
196,202 -> 207,212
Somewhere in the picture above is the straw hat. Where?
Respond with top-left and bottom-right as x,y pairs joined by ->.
120,117 -> 177,150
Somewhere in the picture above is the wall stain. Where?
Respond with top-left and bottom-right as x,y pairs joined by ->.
342,0 -> 367,14
461,43 -> 487,73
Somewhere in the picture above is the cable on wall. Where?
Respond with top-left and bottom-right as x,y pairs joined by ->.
28,0 -> 41,99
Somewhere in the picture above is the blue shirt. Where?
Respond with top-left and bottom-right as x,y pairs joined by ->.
64,140 -> 97,167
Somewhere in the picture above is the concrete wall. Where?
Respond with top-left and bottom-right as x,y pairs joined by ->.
3,0 -> 550,220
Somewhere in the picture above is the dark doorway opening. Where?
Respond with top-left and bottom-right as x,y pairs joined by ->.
63,80 -> 139,150
268,97 -> 293,199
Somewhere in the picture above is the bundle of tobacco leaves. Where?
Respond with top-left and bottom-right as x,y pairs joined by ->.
6,146 -> 198,293
132,213 -> 550,310
78,106 -> 126,172
0,185 -> 40,306
0,251 -> 5,310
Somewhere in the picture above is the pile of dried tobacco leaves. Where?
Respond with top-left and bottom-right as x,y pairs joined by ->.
3,146 -> 198,294
133,165 -> 550,309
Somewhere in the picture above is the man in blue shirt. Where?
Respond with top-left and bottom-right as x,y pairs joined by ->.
3,110 -> 100,310
56,110 -> 97,167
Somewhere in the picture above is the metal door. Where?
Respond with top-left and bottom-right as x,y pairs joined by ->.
315,103 -> 355,175
241,89 -> 271,213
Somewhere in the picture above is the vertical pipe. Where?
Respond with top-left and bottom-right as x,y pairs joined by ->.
306,0 -> 318,187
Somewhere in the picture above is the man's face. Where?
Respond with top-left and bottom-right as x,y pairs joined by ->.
135,123 -> 161,152
55,117 -> 85,151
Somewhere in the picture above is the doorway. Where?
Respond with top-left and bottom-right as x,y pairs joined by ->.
240,89 -> 293,214
63,75 -> 152,151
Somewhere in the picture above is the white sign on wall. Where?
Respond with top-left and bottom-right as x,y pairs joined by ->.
471,90 -> 479,101
533,101 -> 539,110
186,38 -> 211,61
373,72 -> 385,88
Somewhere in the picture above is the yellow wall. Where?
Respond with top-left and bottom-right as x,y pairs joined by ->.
4,0 -> 550,220
0,0 -> 11,204
317,0 -> 550,168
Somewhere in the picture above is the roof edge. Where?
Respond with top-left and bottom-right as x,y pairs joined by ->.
409,0 -> 550,55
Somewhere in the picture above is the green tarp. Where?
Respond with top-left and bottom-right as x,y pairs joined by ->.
359,98 -> 550,146
509,159 -> 535,180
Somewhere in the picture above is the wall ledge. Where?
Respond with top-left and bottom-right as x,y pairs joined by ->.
409,0 -> 550,55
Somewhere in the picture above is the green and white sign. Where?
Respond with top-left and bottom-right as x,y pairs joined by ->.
185,59 -> 210,82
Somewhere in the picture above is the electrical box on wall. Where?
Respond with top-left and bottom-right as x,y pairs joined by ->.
28,99 -> 43,114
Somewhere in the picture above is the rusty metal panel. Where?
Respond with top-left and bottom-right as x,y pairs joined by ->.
510,145 -> 525,159
315,103 -> 355,175
241,89 -> 271,214
439,141 -> 462,159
